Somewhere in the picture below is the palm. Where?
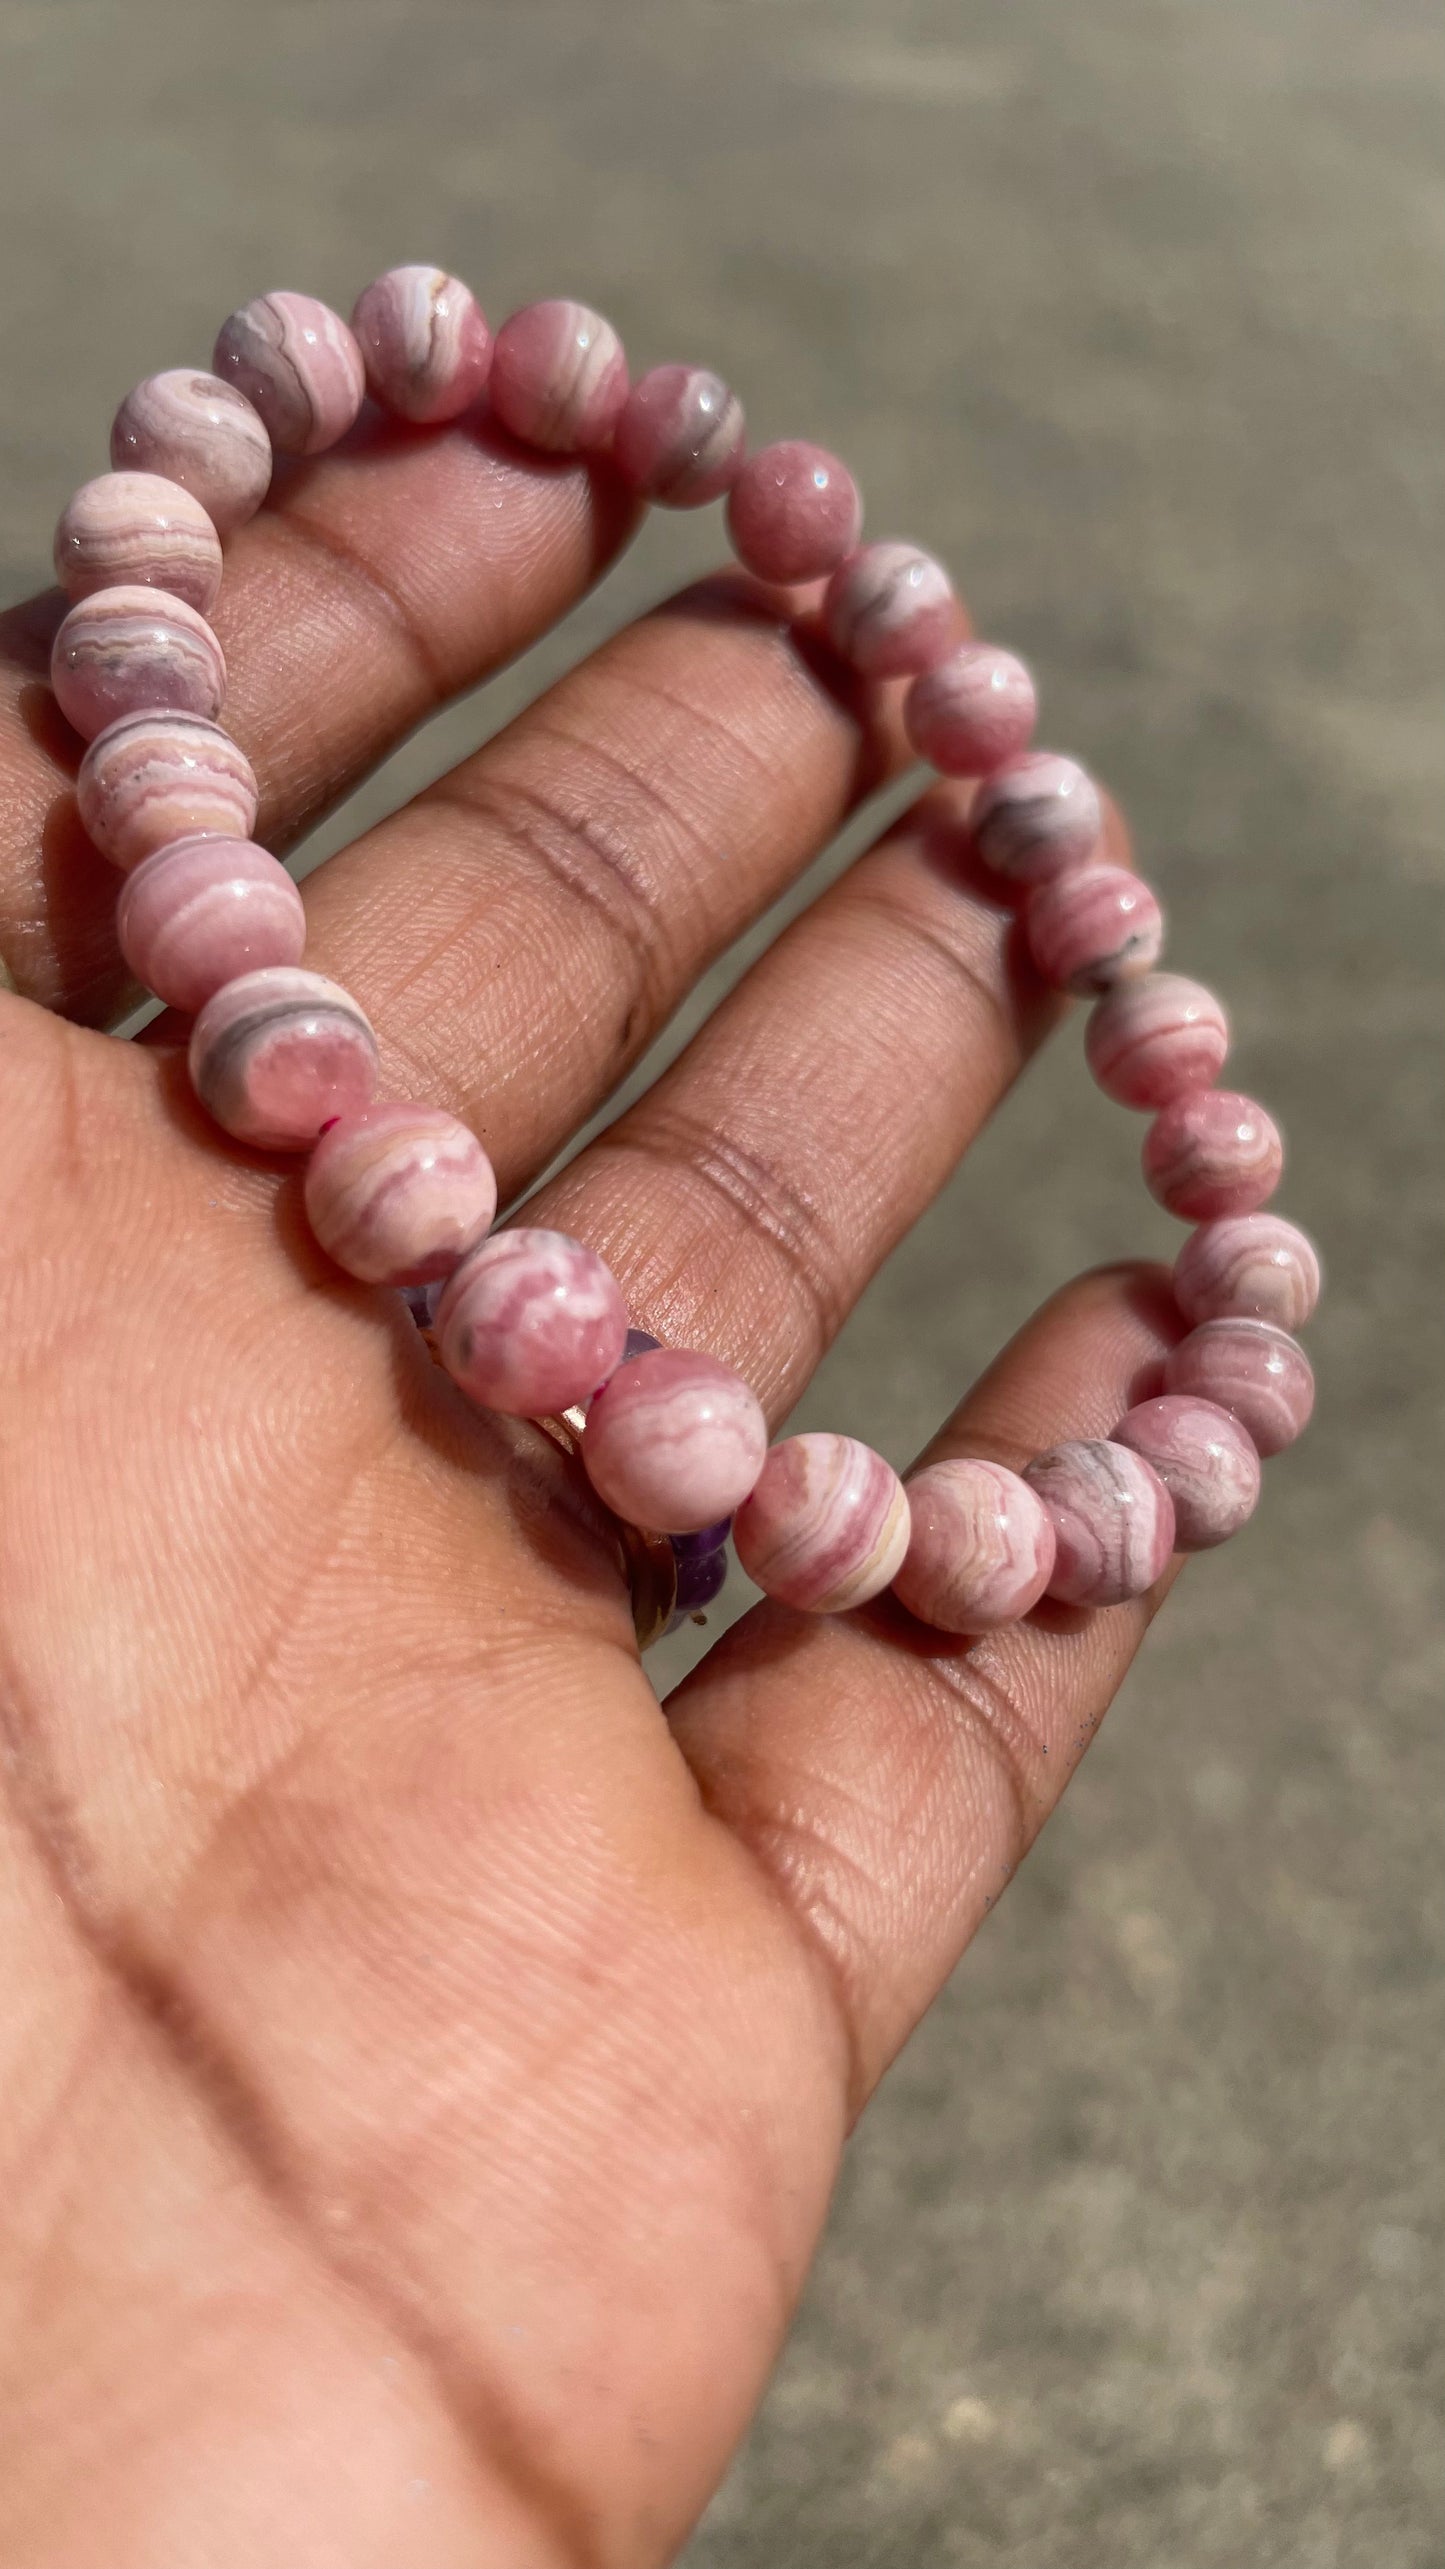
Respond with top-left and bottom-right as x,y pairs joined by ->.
0,418 -> 1178,2567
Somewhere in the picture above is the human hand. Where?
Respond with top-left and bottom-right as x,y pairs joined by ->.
0,415 -> 1180,2567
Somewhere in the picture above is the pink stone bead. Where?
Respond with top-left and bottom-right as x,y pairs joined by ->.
725,440 -> 863,585
1173,1213 -> 1322,1332
614,364 -> 745,506
1113,1395 -> 1261,1552
1086,972 -> 1230,1109
305,1103 -> 497,1287
188,967 -> 378,1151
110,370 -> 272,538
54,473 -> 223,613
117,836 -> 305,1012
903,642 -> 1038,778
488,300 -> 629,453
821,541 -> 956,679
732,1434 -> 910,1614
968,752 -> 1104,885
892,1457 -> 1057,1633
76,711 -> 258,871
436,1229 -> 627,1417
1025,1439 -> 1176,1608
1163,1320 -> 1315,1458
51,586 -> 226,741
1026,864 -> 1164,995
582,1347 -> 768,1535
1142,1089 -> 1284,1221
212,293 -> 366,456
350,266 -> 492,424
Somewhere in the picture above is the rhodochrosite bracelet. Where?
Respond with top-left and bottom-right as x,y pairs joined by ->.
46,270 -> 1320,1644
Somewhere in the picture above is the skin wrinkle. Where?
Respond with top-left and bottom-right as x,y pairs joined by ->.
248,502 -> 456,716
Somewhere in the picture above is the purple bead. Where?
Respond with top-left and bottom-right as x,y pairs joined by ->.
76,711 -> 258,871
614,364 -> 745,506
1086,973 -> 1230,1110
188,966 -> 378,1151
892,1457 -> 1057,1633
51,585 -> 226,742
726,441 -> 863,585
967,751 -> 1104,885
1026,864 -> 1164,995
903,642 -> 1038,778
489,300 -> 629,453
304,1101 -> 497,1287
1173,1214 -> 1322,1331
436,1229 -> 627,1417
213,293 -> 366,456
1113,1395 -> 1262,1551
1143,1089 -> 1284,1221
822,541 -> 957,679
1025,1439 -> 1176,1608
732,1433 -> 910,1614
350,266 -> 492,424
670,1542 -> 729,1618
1163,1320 -> 1315,1457
622,1327 -> 663,1364
54,473 -> 222,613
111,370 -> 272,538
671,1517 -> 732,1557
117,835 -> 305,1012
582,1348 -> 768,1535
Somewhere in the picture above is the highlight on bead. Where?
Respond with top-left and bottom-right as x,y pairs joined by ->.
903,641 -> 1038,777
732,1433 -> 910,1613
1143,1089 -> 1284,1222
726,439 -> 862,585
615,364 -> 745,506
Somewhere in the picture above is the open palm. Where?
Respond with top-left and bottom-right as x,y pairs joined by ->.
0,416 -> 1179,2567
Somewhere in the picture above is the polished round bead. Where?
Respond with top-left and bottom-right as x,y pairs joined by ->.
1025,1439 -> 1176,1608
614,364 -> 745,506
117,836 -> 305,1012
671,1540 -> 729,1617
726,441 -> 862,585
1086,972 -> 1230,1109
1163,1319 -> 1315,1457
1173,1213 -> 1322,1331
436,1229 -> 627,1417
213,293 -> 366,456
732,1433 -> 910,1614
304,1103 -> 497,1287
582,1348 -> 768,1535
1143,1089 -> 1283,1221
969,752 -> 1104,886
1113,1395 -> 1261,1551
54,473 -> 223,613
76,711 -> 258,871
110,370 -> 272,537
892,1457 -> 1057,1633
188,967 -> 378,1151
1026,864 -> 1164,995
488,300 -> 628,453
903,642 -> 1037,778
350,266 -> 492,424
821,541 -> 956,679
51,586 -> 226,741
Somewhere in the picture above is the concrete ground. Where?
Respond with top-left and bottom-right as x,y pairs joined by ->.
1,1 -> 1441,2560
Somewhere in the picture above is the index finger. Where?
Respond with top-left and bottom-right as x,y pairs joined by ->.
0,414 -> 640,1019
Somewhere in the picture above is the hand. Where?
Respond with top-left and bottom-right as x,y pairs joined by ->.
0,415 -> 1180,2568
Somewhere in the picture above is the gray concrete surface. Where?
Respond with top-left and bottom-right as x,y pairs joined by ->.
1,1 -> 1441,2559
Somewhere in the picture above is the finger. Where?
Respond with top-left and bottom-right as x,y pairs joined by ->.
668,1264 -> 1188,2111
0,416 -> 640,1019
180,574 -> 917,1185
523,783 -> 1131,1412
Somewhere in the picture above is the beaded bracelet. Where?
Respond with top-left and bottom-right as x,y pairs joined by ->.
44,268 -> 1320,1647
